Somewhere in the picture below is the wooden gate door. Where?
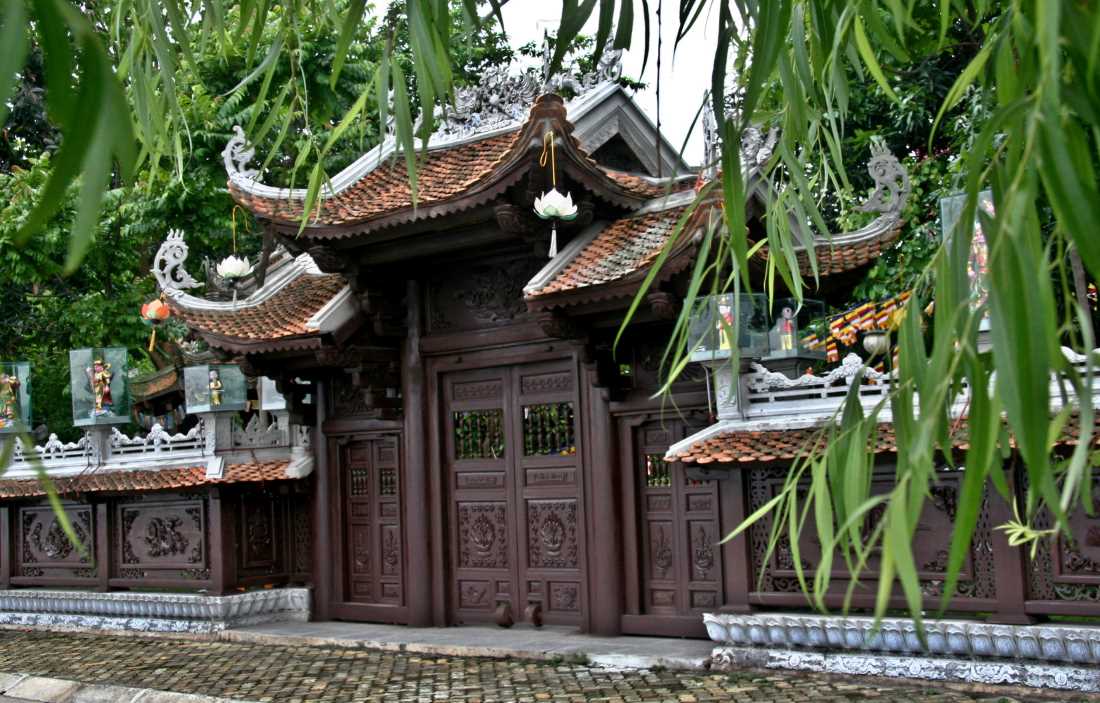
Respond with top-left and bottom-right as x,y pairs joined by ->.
443,361 -> 586,627
334,434 -> 407,622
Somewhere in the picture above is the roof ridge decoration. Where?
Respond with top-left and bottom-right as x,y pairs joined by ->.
152,228 -> 202,294
223,40 -> 626,200
152,228 -> 325,312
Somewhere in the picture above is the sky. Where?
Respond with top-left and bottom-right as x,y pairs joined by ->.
495,2 -> 720,166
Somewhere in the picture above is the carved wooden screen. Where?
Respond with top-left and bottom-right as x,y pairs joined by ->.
443,361 -> 586,626
341,435 -> 404,611
636,420 -> 723,615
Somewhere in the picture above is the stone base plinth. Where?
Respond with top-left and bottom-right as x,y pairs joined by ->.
705,612 -> 1100,693
0,588 -> 310,634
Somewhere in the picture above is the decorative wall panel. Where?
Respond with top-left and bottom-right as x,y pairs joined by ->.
116,497 -> 208,581
16,505 -> 95,580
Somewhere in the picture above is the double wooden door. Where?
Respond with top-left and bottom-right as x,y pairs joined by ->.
443,361 -> 586,626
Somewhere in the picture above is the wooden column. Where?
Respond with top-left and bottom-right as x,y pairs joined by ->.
312,379 -> 334,620
0,506 -> 10,589
585,365 -> 622,635
987,473 -> 1035,624
403,279 -> 433,627
208,487 -> 235,595
95,502 -> 109,591
720,468 -> 754,613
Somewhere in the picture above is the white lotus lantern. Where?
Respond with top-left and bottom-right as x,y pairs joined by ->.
216,255 -> 253,280
534,188 -> 579,221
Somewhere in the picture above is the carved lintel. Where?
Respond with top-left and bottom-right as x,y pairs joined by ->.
647,291 -> 680,320
495,204 -> 538,235
532,311 -> 581,340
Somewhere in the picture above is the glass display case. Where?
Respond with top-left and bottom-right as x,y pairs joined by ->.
70,348 -> 131,426
184,364 -> 248,414
258,376 -> 287,411
688,293 -> 770,361
0,361 -> 31,434
766,298 -> 827,358
940,190 -> 993,312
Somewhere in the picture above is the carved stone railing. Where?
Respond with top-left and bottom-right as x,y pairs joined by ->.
735,348 -> 1100,423
1,410 -> 304,480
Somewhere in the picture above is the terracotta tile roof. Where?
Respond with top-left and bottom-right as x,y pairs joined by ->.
527,206 -> 689,298
0,461 -> 293,499
801,227 -> 903,276
170,274 -> 346,347
600,170 -> 676,199
230,132 -> 522,227
130,367 -> 180,401
672,413 -> 1100,466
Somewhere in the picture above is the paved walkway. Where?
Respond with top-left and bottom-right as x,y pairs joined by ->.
0,629 -> 1083,702
224,622 -> 715,670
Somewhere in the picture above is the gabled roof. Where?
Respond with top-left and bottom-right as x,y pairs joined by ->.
226,90 -> 677,238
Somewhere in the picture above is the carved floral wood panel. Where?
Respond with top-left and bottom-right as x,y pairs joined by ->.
115,498 -> 208,580
746,467 -> 996,604
16,505 -> 95,580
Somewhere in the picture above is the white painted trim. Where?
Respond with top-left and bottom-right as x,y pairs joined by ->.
165,254 -> 322,312
304,285 -> 356,332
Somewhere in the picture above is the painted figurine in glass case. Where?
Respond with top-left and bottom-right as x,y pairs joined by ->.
0,371 -> 20,429
209,368 -> 224,407
87,359 -> 114,416
776,306 -> 795,351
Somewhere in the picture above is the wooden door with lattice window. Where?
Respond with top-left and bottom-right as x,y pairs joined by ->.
443,361 -> 586,627
339,435 -> 404,619
636,420 -> 723,615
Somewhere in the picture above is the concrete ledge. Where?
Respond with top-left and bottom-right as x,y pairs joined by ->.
712,645 -> 1100,694
0,672 -> 251,702
0,589 -> 309,635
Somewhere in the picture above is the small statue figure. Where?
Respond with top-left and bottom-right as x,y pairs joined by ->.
776,307 -> 796,352
86,359 -> 113,416
716,299 -> 735,351
0,370 -> 20,428
209,369 -> 224,407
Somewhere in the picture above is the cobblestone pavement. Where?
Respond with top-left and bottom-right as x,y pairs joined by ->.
0,630 -> 1082,703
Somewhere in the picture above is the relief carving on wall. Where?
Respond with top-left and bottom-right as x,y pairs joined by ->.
119,501 -> 206,571
144,517 -> 190,558
20,508 -> 92,567
244,503 -> 275,567
428,259 -> 543,333
549,582 -> 580,612
527,500 -> 578,570
459,503 -> 508,569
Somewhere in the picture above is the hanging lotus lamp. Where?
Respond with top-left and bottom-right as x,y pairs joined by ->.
216,254 -> 253,303
140,296 -> 171,352
533,130 -> 578,258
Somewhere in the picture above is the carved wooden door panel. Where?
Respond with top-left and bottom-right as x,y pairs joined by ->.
444,367 -> 516,624
341,435 -> 404,611
637,420 -> 723,615
444,361 -> 586,627
513,362 -> 585,626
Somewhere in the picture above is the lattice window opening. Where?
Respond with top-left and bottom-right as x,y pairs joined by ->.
453,409 -> 505,459
379,467 -> 398,496
349,467 -> 371,496
645,454 -> 672,487
522,402 -> 576,456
